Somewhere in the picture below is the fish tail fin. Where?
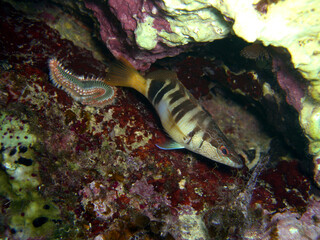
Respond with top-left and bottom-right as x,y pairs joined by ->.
106,58 -> 147,96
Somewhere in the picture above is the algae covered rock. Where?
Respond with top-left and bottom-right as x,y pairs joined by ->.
0,112 -> 61,239
207,0 -> 319,83
147,5 -> 230,47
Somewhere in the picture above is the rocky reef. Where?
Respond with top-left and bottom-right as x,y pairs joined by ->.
0,0 -> 319,239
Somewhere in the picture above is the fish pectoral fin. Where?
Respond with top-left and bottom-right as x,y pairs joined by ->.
156,140 -> 185,150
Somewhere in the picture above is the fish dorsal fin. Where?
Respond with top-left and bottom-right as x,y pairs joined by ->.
156,139 -> 185,150
146,70 -> 179,82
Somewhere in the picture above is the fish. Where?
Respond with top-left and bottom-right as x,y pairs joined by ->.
106,59 -> 243,168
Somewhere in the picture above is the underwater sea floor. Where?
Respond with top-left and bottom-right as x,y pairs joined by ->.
0,1 -> 319,240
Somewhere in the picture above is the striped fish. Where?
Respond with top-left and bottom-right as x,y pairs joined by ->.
106,59 -> 243,168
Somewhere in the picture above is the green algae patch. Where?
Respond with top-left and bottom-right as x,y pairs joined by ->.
0,111 -> 62,239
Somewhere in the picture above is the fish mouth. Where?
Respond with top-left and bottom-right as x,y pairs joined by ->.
232,156 -> 244,168
232,161 -> 244,168
217,157 -> 244,168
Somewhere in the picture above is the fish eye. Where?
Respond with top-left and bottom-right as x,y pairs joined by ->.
219,145 -> 229,156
